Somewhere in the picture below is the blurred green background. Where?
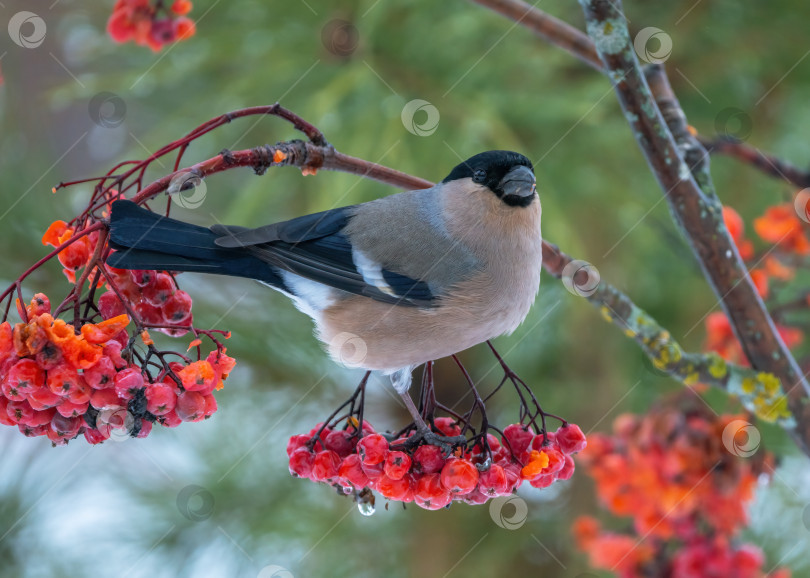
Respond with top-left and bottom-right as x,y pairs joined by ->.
1,1 -> 810,577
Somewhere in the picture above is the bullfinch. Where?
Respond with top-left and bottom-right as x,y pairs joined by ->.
107,150 -> 541,443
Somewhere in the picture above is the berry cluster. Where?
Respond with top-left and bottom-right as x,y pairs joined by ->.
573,395 -> 789,578
107,0 -> 195,52
0,294 -> 234,446
287,418 -> 586,509
43,221 -> 194,337
102,263 -> 193,337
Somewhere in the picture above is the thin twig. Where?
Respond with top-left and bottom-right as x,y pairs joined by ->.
469,0 -> 602,71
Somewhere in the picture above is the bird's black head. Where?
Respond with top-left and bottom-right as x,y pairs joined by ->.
442,150 -> 536,207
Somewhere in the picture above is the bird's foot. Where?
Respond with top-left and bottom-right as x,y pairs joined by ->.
401,425 -> 467,456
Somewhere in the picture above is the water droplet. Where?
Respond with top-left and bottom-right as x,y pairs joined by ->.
358,501 -> 375,516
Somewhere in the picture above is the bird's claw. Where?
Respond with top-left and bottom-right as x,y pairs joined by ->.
403,427 -> 467,456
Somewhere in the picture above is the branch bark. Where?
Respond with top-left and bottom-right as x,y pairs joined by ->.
575,0 -> 808,450
542,243 -> 793,427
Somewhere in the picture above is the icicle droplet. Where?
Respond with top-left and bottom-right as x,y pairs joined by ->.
358,501 -> 375,516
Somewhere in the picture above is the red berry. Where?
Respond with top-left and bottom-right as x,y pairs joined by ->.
7,400 -> 35,425
531,431 -> 557,451
46,363 -> 81,397
478,464 -> 509,496
440,458 -> 479,495
414,473 -> 452,510
28,407 -> 56,427
556,454 -> 575,481
162,290 -> 192,323
97,290 -> 127,320
28,385 -> 63,409
19,424 -> 48,437
175,390 -> 205,422
57,239 -> 90,270
46,428 -> 70,445
338,454 -> 370,489
160,409 -> 183,428
289,447 -> 315,478
26,293 -> 51,317
84,427 -> 109,444
56,400 -> 89,418
129,269 -> 157,288
360,460 -> 385,484
502,462 -> 523,493
555,424 -> 587,454
50,413 -> 82,437
287,434 -> 311,457
143,273 -> 175,306
434,417 -> 461,437
529,474 -> 555,489
67,379 -> 91,405
202,394 -> 217,417
90,387 -> 122,410
145,382 -> 176,415
384,451 -> 412,480
134,302 -> 164,325
377,474 -> 414,501
324,429 -> 355,457
5,358 -> 45,399
114,368 -> 144,400
84,356 -> 116,389
502,424 -> 534,457
357,433 -> 389,465
311,450 -> 341,482
102,341 -> 127,369
413,444 -> 446,474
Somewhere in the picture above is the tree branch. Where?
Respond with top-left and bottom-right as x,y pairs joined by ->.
577,0 -> 809,450
698,136 -> 810,190
542,243 -> 794,427
469,0 -> 603,72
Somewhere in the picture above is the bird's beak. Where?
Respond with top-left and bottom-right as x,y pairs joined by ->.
499,165 -> 536,198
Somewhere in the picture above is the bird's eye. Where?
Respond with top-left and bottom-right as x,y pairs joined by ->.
473,169 -> 487,183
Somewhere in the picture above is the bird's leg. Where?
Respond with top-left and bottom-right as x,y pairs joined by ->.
390,367 -> 467,454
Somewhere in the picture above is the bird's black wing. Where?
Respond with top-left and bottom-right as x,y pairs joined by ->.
211,208 -> 435,306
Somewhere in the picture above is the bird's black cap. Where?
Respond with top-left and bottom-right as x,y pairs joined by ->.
442,150 -> 535,207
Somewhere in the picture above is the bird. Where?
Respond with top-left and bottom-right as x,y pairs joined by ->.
107,150 -> 542,446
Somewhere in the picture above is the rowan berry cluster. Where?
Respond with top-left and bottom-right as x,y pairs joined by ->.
287,418 -> 586,509
102,264 -> 193,337
107,0 -> 195,51
573,396 -> 790,578
0,292 -> 234,446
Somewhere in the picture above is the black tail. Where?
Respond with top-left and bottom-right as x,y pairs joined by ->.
107,200 -> 285,286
